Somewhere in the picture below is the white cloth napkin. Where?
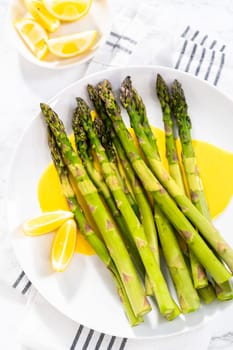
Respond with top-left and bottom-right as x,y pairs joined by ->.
2,2 -> 233,350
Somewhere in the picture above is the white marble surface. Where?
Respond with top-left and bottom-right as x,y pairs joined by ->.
1,0 -> 233,349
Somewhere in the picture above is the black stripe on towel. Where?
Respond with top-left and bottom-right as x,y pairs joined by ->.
181,25 -> 190,38
110,32 -> 137,45
209,40 -> 217,49
200,35 -> 208,45
95,333 -> 105,349
70,325 -> 84,350
119,338 -> 127,350
107,336 -> 116,350
175,40 -> 188,69
12,271 -> 25,288
220,44 -> 226,52
185,43 -> 197,72
204,50 -> 215,80
195,47 -> 206,76
82,329 -> 94,350
213,53 -> 225,86
191,30 -> 199,41
21,281 -> 32,295
106,41 -> 132,54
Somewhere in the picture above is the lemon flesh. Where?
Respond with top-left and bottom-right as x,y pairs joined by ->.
51,219 -> 77,272
43,0 -> 93,21
25,0 -> 60,32
15,18 -> 49,59
47,30 -> 97,58
22,210 -> 74,235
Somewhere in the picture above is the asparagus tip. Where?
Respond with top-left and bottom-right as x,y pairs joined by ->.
156,74 -> 170,105
171,79 -> 191,128
119,76 -> 133,109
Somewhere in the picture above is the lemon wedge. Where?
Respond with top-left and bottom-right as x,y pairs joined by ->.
43,0 -> 93,21
24,0 -> 60,32
51,219 -> 77,272
15,18 -> 48,59
22,210 -> 74,235
47,30 -> 97,58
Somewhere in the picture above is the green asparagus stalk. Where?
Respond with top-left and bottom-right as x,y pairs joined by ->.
94,117 -> 140,217
87,84 -> 159,295
95,113 -> 158,296
113,136 -> 156,296
88,88 -> 139,218
156,74 -> 185,192
72,109 -> 145,277
93,111 -> 140,218
171,80 -> 210,217
198,285 -> 216,304
74,97 -> 180,320
171,79 -> 233,301
120,77 -> 201,312
98,79 -> 232,285
88,84 -> 159,264
154,206 -> 200,313
156,75 -> 217,303
41,103 -> 151,318
118,77 -> 233,276
47,127 -> 143,326
156,74 -> 210,289
112,135 -> 159,265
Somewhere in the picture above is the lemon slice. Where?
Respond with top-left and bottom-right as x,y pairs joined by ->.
15,18 -> 48,59
47,30 -> 97,58
51,219 -> 77,272
22,210 -> 74,235
43,0 -> 92,21
24,0 -> 60,32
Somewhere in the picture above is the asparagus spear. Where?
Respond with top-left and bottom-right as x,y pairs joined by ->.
87,84 -> 158,296
40,103 -> 151,318
93,110 -> 140,218
171,80 -> 210,216
171,79 -> 233,301
156,75 -> 217,303
120,77 -> 201,312
88,84 -> 159,265
74,97 -> 180,320
72,109 -> 145,277
112,134 -> 159,265
112,135 -> 156,296
98,79 -> 232,284
47,127 -> 143,326
156,74 -> 211,291
118,77 -> 233,276
156,74 -> 185,193
95,112 -> 158,296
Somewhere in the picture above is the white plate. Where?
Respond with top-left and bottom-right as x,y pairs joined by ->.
7,66 -> 233,339
9,0 -> 111,69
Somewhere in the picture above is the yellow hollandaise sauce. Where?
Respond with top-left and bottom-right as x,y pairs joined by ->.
38,128 -> 233,256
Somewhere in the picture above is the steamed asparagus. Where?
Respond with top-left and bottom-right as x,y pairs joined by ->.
171,79 -> 233,301
156,74 -> 214,296
41,103 -> 151,318
120,76 -> 201,313
98,79 -> 231,285
72,108 -> 145,277
74,97 -> 180,320
47,127 -> 143,325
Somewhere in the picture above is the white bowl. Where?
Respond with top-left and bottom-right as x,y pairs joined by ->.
9,0 -> 111,69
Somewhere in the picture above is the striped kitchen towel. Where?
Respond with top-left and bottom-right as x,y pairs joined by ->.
2,3 -> 233,350
174,25 -> 226,87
